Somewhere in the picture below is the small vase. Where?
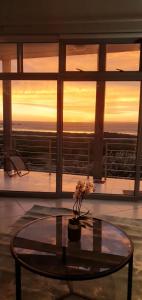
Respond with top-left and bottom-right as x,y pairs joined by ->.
68,218 -> 81,242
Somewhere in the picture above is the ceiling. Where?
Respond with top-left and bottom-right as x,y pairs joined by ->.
0,0 -> 142,36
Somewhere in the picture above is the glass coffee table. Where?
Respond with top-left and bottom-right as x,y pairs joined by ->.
10,215 -> 133,300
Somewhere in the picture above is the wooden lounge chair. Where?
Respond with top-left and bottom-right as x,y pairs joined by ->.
4,150 -> 29,177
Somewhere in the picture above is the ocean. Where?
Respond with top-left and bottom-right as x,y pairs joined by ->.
0,121 -> 138,135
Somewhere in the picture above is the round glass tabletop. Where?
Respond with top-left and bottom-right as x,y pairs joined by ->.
10,215 -> 133,281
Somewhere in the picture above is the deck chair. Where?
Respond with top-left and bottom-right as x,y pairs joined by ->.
4,150 -> 29,177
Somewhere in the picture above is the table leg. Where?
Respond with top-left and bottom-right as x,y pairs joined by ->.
15,260 -> 22,300
127,254 -> 133,300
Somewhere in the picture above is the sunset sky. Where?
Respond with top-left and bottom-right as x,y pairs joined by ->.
0,47 -> 140,125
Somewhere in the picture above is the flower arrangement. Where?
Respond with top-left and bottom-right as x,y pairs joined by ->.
72,177 -> 95,221
68,178 -> 95,241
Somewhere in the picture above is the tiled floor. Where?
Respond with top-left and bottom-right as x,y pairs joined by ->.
0,196 -> 142,234
0,169 -> 136,194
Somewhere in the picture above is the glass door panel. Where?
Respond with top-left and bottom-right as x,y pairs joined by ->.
136,141 -> 142,197
62,81 -> 96,192
11,80 -> 57,193
103,81 -> 140,195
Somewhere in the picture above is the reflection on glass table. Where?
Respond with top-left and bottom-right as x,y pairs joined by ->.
10,215 -> 133,300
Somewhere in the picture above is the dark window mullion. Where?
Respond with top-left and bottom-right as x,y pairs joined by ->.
17,43 -> 23,73
93,44 -> 106,181
56,41 -> 66,195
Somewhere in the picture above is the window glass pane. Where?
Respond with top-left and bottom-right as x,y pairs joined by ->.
12,80 -> 57,192
105,82 -> 139,125
63,81 -> 96,192
103,81 -> 140,194
23,43 -> 58,72
137,140 -> 142,196
0,44 -> 17,72
66,44 -> 99,71
106,44 -> 140,71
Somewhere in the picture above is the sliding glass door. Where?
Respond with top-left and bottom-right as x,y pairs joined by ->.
103,81 -> 140,195
11,80 -> 57,192
62,81 -> 96,192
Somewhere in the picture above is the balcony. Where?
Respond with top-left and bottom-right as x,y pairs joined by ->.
0,131 -> 140,197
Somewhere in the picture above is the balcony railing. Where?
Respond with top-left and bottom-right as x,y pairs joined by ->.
104,140 -> 137,179
0,132 -> 139,179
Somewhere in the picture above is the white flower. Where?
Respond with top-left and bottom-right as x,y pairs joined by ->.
73,179 -> 95,200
